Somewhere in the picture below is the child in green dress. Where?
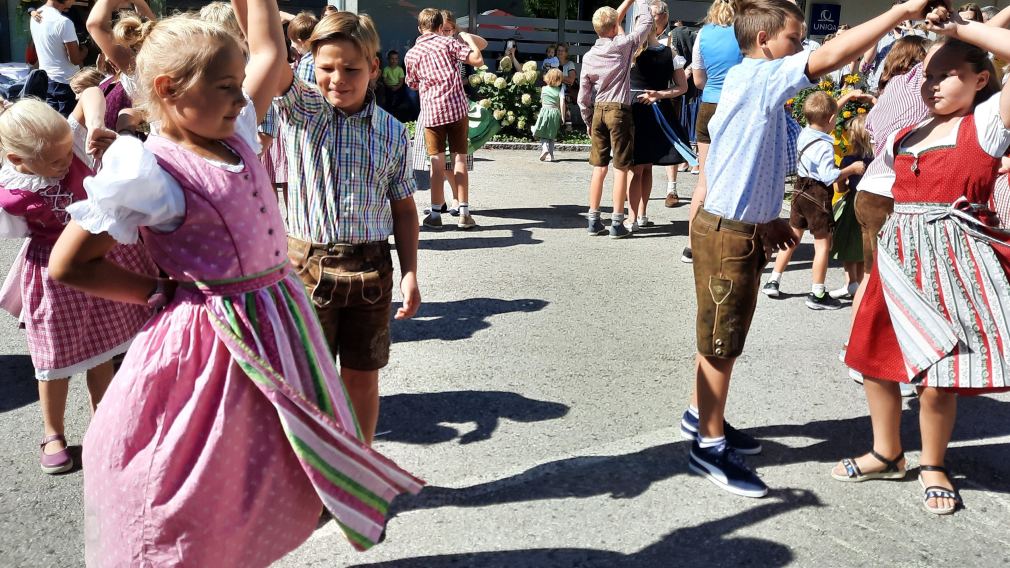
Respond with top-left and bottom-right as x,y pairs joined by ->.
532,68 -> 564,162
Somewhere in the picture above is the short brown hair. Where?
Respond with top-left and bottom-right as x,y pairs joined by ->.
803,91 -> 837,125
958,3 -> 983,22
309,12 -> 380,61
733,0 -> 804,51
288,11 -> 319,43
418,8 -> 443,32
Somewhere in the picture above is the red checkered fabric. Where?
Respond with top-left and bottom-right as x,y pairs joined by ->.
404,33 -> 471,127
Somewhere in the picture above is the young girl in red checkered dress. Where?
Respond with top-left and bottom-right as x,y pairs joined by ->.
0,93 -> 156,475
833,12 -> 1010,516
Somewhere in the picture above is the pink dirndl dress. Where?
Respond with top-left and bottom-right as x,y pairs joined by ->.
75,133 -> 423,567
0,158 -> 155,380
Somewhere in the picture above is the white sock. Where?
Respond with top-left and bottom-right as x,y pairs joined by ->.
638,215 -> 648,225
588,209 -> 601,220
699,435 -> 726,449
667,181 -> 677,194
812,283 -> 826,296
459,203 -> 469,216
687,405 -> 700,418
769,271 -> 783,283
612,212 -> 625,225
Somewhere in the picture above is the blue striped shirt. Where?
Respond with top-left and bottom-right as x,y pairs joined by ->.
275,79 -> 416,244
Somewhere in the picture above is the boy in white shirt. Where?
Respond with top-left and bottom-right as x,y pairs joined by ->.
681,0 -> 934,499
761,91 -> 866,309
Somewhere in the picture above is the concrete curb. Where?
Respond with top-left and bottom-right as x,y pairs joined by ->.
482,141 -> 591,151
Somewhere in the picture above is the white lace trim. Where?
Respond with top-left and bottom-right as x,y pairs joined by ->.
0,163 -> 61,192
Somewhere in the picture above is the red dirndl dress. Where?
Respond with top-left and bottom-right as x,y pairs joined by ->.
0,158 -> 157,379
845,115 -> 1010,394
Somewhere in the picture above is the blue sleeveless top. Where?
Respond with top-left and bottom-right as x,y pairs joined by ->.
698,24 -> 743,104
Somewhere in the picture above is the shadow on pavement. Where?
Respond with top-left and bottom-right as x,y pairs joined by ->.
376,390 -> 569,445
0,355 -> 37,412
419,229 -> 544,250
357,489 -> 818,568
392,298 -> 548,343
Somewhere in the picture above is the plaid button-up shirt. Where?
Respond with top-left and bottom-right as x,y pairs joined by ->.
275,79 -> 416,244
404,33 -> 472,127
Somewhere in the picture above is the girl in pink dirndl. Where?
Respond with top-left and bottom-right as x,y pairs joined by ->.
832,19 -> 1010,516
0,94 -> 155,475
50,3 -> 422,566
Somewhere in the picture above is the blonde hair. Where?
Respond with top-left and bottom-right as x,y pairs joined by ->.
113,11 -> 154,54
803,91 -> 838,124
544,68 -> 563,87
705,0 -> 734,26
70,67 -> 105,95
0,99 -> 71,163
133,15 -> 243,123
417,8 -> 443,33
309,12 -> 380,61
592,6 -> 619,36
845,113 -> 872,159
288,11 -> 318,43
199,1 -> 244,41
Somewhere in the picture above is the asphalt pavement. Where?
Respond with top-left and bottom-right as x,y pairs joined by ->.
1,150 -> 1008,568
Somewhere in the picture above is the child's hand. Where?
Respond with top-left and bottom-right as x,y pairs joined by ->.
999,155 -> 1010,175
758,218 -> 799,256
851,161 -> 867,176
903,0 -> 950,20
395,272 -> 421,320
87,126 -> 118,161
925,3 -> 964,36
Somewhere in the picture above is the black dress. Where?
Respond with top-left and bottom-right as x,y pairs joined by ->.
630,45 -> 688,166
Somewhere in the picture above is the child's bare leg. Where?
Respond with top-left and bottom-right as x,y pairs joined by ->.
39,378 -> 70,452
429,153 -> 447,209
696,354 -> 736,439
812,236 -> 832,288
666,164 -> 678,184
85,360 -> 115,414
342,367 -> 380,446
452,153 -> 467,205
832,376 -> 904,476
589,166 -> 608,211
627,166 -> 644,224
612,166 -> 630,221
918,387 -> 958,510
639,166 -> 654,219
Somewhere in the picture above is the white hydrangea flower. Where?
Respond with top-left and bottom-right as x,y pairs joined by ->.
479,99 -> 492,109
522,60 -> 537,72
524,70 -> 538,83
493,109 -> 506,121
494,77 -> 507,89
512,73 -> 525,86
521,93 -> 532,105
483,73 -> 498,85
468,75 -> 482,88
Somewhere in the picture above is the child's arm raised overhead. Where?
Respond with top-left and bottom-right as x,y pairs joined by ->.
457,31 -> 487,51
457,33 -> 485,67
614,0 -> 635,36
807,0 -> 940,78
619,0 -> 653,45
86,0 -> 154,75
233,0 -> 291,121
927,9 -> 1010,128
985,5 -> 1010,28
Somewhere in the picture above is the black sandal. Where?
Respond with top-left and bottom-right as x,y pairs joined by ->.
919,464 -> 961,515
832,449 -> 906,482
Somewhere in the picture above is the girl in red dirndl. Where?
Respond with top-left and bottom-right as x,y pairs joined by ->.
832,17 -> 1010,516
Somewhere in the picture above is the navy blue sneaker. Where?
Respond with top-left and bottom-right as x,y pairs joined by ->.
609,223 -> 631,239
679,409 -> 762,455
689,440 -> 768,498
588,217 -> 607,235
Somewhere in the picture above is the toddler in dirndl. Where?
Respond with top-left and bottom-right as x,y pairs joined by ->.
0,94 -> 155,475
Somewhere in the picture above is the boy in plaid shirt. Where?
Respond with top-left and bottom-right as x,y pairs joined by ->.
405,8 -> 485,230
273,11 -> 420,446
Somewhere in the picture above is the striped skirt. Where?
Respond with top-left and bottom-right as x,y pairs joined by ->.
83,267 -> 423,567
847,198 -> 1010,391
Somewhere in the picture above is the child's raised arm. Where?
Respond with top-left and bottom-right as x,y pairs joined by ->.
86,0 -> 155,75
232,0 -> 291,121
928,11 -> 1010,128
70,86 -> 117,160
807,0 -> 940,78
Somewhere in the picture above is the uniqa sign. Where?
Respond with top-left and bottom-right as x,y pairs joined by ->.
809,3 -> 841,35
